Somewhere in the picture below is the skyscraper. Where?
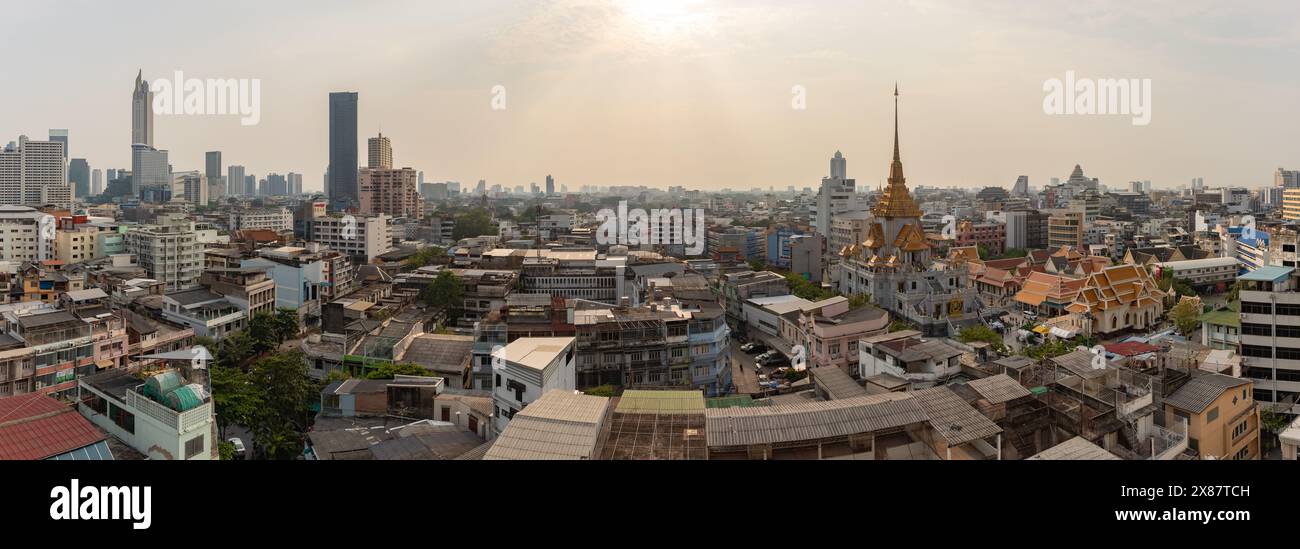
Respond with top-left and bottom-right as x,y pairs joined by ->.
830,150 -> 846,179
205,151 -> 222,182
228,165 -> 246,196
49,129 -> 69,159
1276,168 -> 1300,189
245,174 -> 256,196
69,158 -> 90,199
131,143 -> 169,197
266,173 -> 287,195
92,168 -> 102,196
0,136 -> 70,207
328,92 -> 359,210
1011,175 -> 1029,196
546,174 -> 554,195
288,172 -> 303,195
368,133 -> 392,169
132,70 -> 153,147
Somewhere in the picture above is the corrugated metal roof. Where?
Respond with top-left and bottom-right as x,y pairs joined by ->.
483,390 -> 609,460
615,390 -> 706,414
912,386 -> 1003,445
812,366 -> 868,400
966,374 -> 1032,404
1164,374 -> 1250,414
1027,436 -> 1121,460
704,392 -> 925,448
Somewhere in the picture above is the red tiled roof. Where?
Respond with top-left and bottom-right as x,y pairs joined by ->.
0,393 -> 106,460
1104,341 -> 1162,357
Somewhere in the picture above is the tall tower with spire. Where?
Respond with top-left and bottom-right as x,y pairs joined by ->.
132,70 -> 153,147
830,151 -> 846,179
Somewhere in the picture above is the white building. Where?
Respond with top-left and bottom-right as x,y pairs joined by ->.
490,337 -> 576,435
310,213 -> 393,263
131,144 -> 169,197
124,214 -> 202,291
0,136 -> 70,208
173,171 -> 208,206
230,207 -> 293,233
1153,257 -> 1239,288
160,288 -> 247,339
0,205 -> 55,262
78,360 -> 214,461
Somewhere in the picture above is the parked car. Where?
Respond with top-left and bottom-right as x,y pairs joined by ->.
1022,310 -> 1038,320
761,354 -> 789,367
228,437 -> 247,460
742,342 -> 768,354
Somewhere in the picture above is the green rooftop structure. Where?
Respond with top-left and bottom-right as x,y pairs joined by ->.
615,390 -> 706,414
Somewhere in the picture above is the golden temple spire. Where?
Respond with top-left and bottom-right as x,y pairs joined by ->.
872,83 -> 923,219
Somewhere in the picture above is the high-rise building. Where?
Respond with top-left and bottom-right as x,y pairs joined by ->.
359,167 -> 423,220
91,168 -> 102,196
328,92 -> 359,210
367,133 -> 392,169
0,136 -> 70,207
205,151 -> 222,182
0,206 -> 56,262
69,158 -> 90,199
545,174 -> 554,195
830,150 -> 846,179
174,171 -> 208,206
266,173 -> 287,196
246,175 -> 257,196
228,165 -> 246,196
125,214 -> 202,291
1277,168 -> 1300,189
48,129 -> 68,159
288,172 -> 303,195
132,70 -> 153,147
1011,175 -> 1029,197
130,144 -> 169,197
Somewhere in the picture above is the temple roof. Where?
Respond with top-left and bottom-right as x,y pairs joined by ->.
871,85 -> 924,220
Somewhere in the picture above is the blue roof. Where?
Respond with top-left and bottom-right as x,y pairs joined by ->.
1240,265 -> 1294,282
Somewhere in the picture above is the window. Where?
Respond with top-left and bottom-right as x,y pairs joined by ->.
1206,407 -> 1219,423
1232,420 -> 1249,440
185,435 -> 205,459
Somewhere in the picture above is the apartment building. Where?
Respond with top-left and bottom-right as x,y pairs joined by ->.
717,270 -> 789,327
358,167 -> 423,220
200,267 -> 277,319
230,207 -> 294,233
572,302 -> 691,389
0,135 -> 70,208
490,337 -> 577,435
954,220 -> 1006,254
310,213 -> 393,264
1152,257 -> 1239,289
124,214 -> 202,291
519,250 -> 623,304
1238,265 -> 1300,414
0,205 -> 55,262
160,288 -> 248,340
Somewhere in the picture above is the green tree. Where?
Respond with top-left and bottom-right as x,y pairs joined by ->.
246,350 -> 316,460
409,246 -> 447,268
958,324 -> 1006,353
1157,269 -> 1197,298
247,312 -> 281,354
784,273 -> 833,301
848,294 -> 871,309
1226,280 -> 1242,303
452,208 -> 498,240
365,362 -> 433,380
210,365 -> 261,439
977,244 -> 992,260
888,319 -> 914,333
421,270 -> 465,318
1169,299 -> 1200,336
218,441 -> 236,461
584,384 -> 618,397
273,308 -> 301,342
214,330 -> 258,370
747,259 -> 767,272
998,248 -> 1028,259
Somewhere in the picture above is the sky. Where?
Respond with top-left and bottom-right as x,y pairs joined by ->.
2,0 -> 1298,192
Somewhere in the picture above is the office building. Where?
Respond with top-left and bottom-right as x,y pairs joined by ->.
0,136 -> 70,208
130,144 -> 169,198
228,165 -> 246,196
367,133 -> 391,169
131,70 -> 153,147
328,92 -> 359,210
68,159 -> 90,199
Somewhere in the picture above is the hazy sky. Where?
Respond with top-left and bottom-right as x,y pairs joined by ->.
3,0 -> 1298,192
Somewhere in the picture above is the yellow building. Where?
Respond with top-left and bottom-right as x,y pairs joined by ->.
1163,374 -> 1259,460
1047,210 -> 1084,250
54,226 -> 102,264
1283,188 -> 1300,221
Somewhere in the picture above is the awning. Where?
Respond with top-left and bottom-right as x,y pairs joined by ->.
1049,326 -> 1075,339
1032,325 -> 1051,335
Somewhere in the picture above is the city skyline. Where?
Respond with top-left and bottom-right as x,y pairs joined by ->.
3,1 -> 1299,193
